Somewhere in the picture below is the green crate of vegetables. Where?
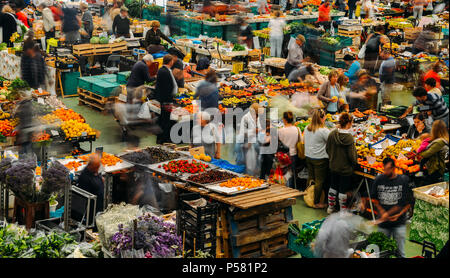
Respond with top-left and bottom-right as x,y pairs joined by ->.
288,223 -> 321,258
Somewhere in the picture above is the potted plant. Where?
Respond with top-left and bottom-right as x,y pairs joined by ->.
49,194 -> 58,212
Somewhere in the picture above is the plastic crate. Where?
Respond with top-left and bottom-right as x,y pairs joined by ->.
177,192 -> 218,257
287,230 -> 316,258
62,71 -> 81,96
301,218 -> 325,230
78,76 -> 94,91
203,24 -> 223,38
91,81 -> 120,97
445,172 -> 449,182
117,71 -> 130,84
190,21 -> 203,37
443,94 -> 449,107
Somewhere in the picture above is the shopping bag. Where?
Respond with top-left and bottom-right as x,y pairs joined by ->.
358,43 -> 366,59
303,182 -> 315,207
137,102 -> 152,120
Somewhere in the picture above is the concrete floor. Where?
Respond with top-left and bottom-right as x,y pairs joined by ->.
62,97 -> 423,258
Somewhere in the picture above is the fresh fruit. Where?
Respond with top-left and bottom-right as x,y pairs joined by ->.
161,160 -> 209,174
60,120 -> 96,139
219,177 -> 265,191
64,160 -> 86,171
187,169 -> 237,184
32,131 -> 51,142
78,153 -> 122,167
53,108 -> 84,122
0,119 -> 17,137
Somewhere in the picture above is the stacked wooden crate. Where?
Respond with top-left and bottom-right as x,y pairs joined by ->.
73,41 -> 127,56
338,25 -> 362,48
404,27 -> 423,41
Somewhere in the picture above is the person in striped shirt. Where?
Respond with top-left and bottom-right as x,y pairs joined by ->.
400,87 -> 449,127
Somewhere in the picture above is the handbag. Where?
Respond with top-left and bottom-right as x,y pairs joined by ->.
296,127 -> 306,159
277,140 -> 290,154
358,43 -> 366,59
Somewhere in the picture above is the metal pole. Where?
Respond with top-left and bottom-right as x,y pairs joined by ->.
365,178 -> 376,221
63,181 -> 72,232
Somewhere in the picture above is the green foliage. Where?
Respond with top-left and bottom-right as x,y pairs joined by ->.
126,0 -> 142,18
366,232 -> 398,253
90,36 -> 100,44
232,44 -> 246,51
294,227 -> 320,246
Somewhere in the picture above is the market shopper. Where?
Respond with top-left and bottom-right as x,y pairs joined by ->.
155,54 -> 178,144
278,111 -> 302,189
192,111 -> 222,159
337,75 -> 350,112
0,5 -> 18,47
343,54 -> 361,85
369,157 -> 412,258
412,0 -> 427,24
403,113 -> 430,140
304,109 -> 330,209
193,57 -> 211,76
317,0 -> 331,28
194,69 -> 219,111
15,90 -> 34,157
424,78 -> 442,96
285,34 -> 307,78
110,1 -> 122,22
126,54 -> 156,102
257,0 -> 269,15
317,70 -> 343,114
80,2 -> 94,42
14,5 -> 29,28
422,62 -> 442,90
78,154 -> 105,213
145,20 -> 175,54
21,38 -> 46,89
237,18 -> 254,49
288,64 -> 318,83
260,119 -> 277,180
112,6 -> 130,38
346,0 -> 358,19
364,25 -> 389,74
378,49 -> 396,105
400,87 -> 449,127
349,70 -> 378,111
62,7 -> 81,44
38,3 -> 55,39
326,112 -> 357,214
268,10 -> 286,58
50,2 -> 63,22
235,103 -> 262,168
419,120 -> 449,185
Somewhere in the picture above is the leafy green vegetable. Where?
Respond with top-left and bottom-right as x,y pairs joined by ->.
8,78 -> 29,92
294,227 -> 320,246
232,44 -> 246,51
366,232 -> 398,253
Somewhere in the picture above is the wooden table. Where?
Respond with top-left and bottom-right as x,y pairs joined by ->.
174,182 -> 303,210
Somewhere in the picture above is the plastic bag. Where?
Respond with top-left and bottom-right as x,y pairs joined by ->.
358,43 -> 366,59
426,2 -> 433,11
245,145 -> 258,176
137,102 -> 152,120
271,165 -> 286,185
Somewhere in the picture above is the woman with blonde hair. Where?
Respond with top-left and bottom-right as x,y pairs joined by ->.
304,109 -> 331,208
420,120 -> 449,185
278,111 -> 302,188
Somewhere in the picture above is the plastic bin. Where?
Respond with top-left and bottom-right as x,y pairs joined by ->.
62,72 -> 80,96
91,81 -> 120,97
117,71 -> 130,84
203,24 -> 223,38
78,76 -> 94,91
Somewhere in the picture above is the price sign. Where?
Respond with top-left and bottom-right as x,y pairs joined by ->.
374,149 -> 383,156
50,130 -> 59,137
37,98 -> 45,104
81,131 -> 87,137
381,139 -> 390,150
398,152 -> 407,161
403,147 -> 412,152
118,94 -> 127,102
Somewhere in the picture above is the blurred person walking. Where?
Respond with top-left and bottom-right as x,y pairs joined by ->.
61,6 -> 81,44
80,2 -> 94,42
38,3 -> 55,39
268,10 -> 286,58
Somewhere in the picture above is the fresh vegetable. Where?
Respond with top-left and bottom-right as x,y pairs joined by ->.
90,36 -> 100,44
232,44 -> 246,51
366,232 -> 398,253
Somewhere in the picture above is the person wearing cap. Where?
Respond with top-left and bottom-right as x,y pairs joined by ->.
192,111 -> 222,159
112,6 -> 130,38
285,34 -> 308,78
80,2 -> 93,42
145,20 -> 174,54
126,54 -> 156,102
343,54 -> 361,85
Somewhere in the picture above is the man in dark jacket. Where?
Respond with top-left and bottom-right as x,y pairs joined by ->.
346,0 -> 358,19
78,154 -> 104,213
126,54 -> 155,102
21,39 -> 46,89
112,6 -> 130,37
155,54 -> 177,144
0,7 -> 18,47
145,20 -> 174,54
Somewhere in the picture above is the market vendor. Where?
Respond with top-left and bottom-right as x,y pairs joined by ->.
192,57 -> 211,76
287,64 -> 318,83
237,18 -> 254,49
403,113 -> 430,140
367,157 -> 412,258
316,0 -> 331,28
349,70 -> 378,111
78,154 -> 105,213
343,55 -> 361,85
126,54 -> 156,102
285,34 -> 307,78
363,25 -> 389,74
112,6 -> 130,38
80,2 -> 94,42
317,70 -> 344,114
145,21 -> 175,54
192,111 -> 222,159
400,87 -> 449,127
422,62 -> 442,90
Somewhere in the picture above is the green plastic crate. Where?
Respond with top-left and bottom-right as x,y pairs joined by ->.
288,231 -> 316,258
203,24 -> 223,38
445,172 -> 449,182
190,21 -> 203,37
301,218 -> 325,230
91,81 -> 120,97
62,72 -> 80,96
443,94 -> 449,107
117,71 -> 130,84
78,76 -> 93,91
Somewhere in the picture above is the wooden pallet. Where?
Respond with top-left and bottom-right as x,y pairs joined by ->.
94,44 -> 112,55
338,29 -> 361,37
73,43 -> 95,56
111,41 -> 128,53
78,88 -> 114,111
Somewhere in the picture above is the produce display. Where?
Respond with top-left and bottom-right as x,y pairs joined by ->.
219,177 -> 265,190
158,160 -> 210,174
64,160 -> 86,171
120,150 -> 153,165
144,147 -> 181,164
53,108 -> 85,123
187,169 -> 237,184
79,153 -> 122,167
61,120 -> 96,139
32,131 -> 51,142
0,119 -> 17,137
366,232 -> 398,254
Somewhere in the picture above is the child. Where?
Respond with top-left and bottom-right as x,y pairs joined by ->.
415,133 -> 431,177
260,120 -> 277,180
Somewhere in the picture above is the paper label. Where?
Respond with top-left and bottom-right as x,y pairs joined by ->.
381,139 -> 390,150
374,149 -> 383,156
403,147 -> 412,152
37,98 -> 45,104
81,132 -> 87,137
367,156 -> 376,165
50,130 -> 59,136
118,94 -> 127,102
398,152 -> 407,160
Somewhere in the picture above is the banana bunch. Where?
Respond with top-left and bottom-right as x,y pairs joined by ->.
0,111 -> 11,120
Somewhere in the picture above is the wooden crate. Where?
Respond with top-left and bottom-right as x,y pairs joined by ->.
13,197 -> 49,230
73,43 -> 95,56
94,44 -> 112,55
225,198 -> 297,258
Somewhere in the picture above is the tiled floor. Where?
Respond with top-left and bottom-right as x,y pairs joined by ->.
63,97 -> 423,257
